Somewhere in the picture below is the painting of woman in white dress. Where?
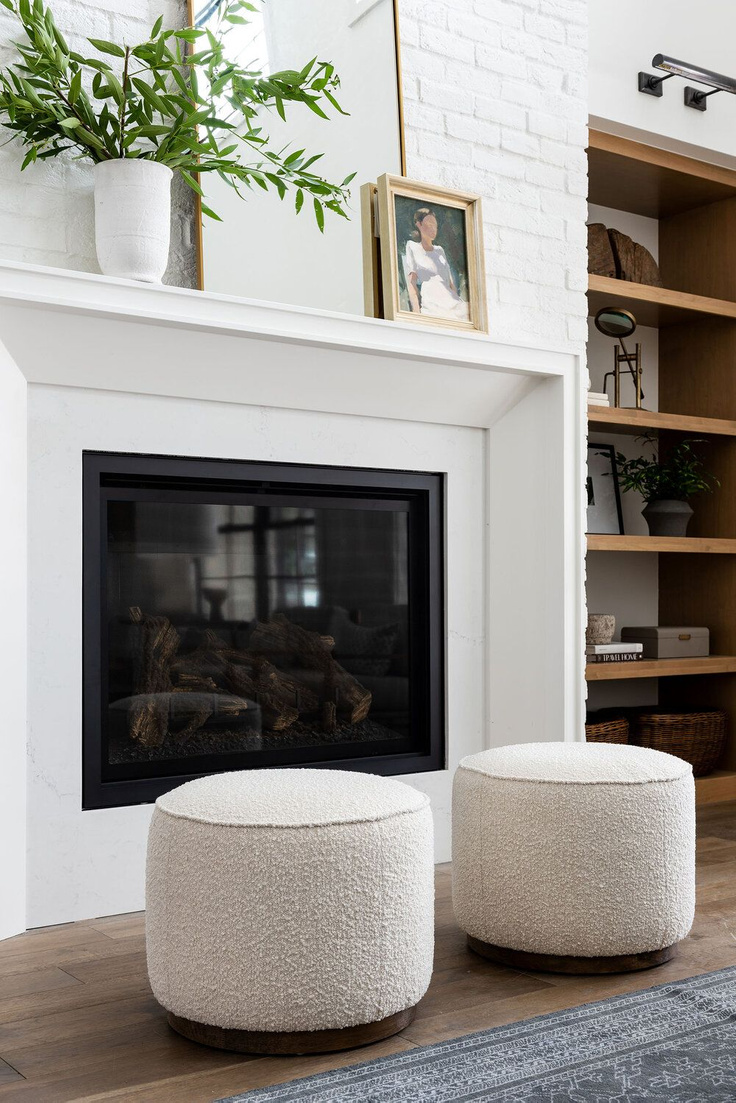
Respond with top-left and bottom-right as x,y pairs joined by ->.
374,175 -> 487,332
399,202 -> 469,321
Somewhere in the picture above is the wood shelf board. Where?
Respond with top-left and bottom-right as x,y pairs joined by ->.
588,407 -> 736,437
585,656 -> 736,681
588,275 -> 736,328
695,770 -> 736,805
588,131 -> 736,219
587,535 -> 736,554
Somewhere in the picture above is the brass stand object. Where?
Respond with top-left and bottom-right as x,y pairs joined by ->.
595,306 -> 644,410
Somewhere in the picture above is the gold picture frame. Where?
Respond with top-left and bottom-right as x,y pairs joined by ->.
360,182 -> 382,319
375,174 -> 487,333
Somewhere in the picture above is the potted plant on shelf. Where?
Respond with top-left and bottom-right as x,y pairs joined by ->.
0,0 -> 354,283
612,434 -> 720,537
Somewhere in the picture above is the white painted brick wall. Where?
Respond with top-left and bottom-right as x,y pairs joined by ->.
400,0 -> 589,351
0,0 -> 589,346
0,0 -> 196,287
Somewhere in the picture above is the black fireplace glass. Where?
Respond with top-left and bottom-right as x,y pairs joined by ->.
83,453 -> 444,808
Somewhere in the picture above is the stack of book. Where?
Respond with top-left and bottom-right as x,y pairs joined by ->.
586,642 -> 643,664
587,391 -> 611,408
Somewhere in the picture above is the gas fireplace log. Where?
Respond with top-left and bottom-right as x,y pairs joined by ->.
128,694 -> 170,748
224,659 -> 299,732
127,608 -> 181,745
170,630 -> 315,732
249,614 -> 372,724
129,607 -> 180,693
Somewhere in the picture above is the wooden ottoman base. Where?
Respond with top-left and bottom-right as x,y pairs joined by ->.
467,935 -> 677,975
167,1005 -> 416,1055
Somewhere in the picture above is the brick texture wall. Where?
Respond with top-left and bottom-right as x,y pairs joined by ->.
0,0 -> 196,287
400,0 -> 589,351
0,0 -> 589,345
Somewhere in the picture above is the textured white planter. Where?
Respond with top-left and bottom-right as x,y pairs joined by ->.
94,159 -> 172,283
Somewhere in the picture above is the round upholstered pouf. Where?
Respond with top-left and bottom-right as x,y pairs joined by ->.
146,769 -> 434,1053
452,743 -> 695,974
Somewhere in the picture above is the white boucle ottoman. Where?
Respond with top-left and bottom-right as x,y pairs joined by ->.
452,742 -> 695,974
146,768 -> 434,1053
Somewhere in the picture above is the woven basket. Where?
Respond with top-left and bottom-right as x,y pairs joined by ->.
585,715 -> 629,744
632,710 -> 727,776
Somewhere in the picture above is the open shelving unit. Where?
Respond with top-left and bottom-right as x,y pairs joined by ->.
587,129 -> 736,805
587,535 -> 736,554
586,655 -> 736,682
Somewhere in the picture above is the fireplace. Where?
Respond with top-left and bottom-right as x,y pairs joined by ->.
82,452 -> 445,808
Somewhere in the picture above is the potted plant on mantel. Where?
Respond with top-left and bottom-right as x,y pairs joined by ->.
612,434 -> 720,537
0,0 -> 354,283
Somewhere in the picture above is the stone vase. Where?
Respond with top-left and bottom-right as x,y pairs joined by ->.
586,613 -> 616,646
642,499 -> 694,538
94,159 -> 173,283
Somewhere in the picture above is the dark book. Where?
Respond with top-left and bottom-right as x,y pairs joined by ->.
588,652 -> 643,664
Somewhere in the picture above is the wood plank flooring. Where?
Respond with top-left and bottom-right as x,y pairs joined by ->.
0,801 -> 734,1103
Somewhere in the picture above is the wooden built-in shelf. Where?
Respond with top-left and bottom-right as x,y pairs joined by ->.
588,407 -> 736,437
588,130 -> 736,220
588,274 -> 736,328
695,770 -> 736,805
587,535 -> 736,554
586,656 -> 736,681
586,131 -> 736,801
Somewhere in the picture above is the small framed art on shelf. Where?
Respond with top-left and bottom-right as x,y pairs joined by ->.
587,442 -> 624,535
361,175 -> 488,333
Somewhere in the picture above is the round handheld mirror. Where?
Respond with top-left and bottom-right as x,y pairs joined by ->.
594,307 -> 637,339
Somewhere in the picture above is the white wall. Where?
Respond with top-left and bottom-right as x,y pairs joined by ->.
0,341 -> 26,941
590,0 -> 736,165
0,0 -> 196,286
401,0 -> 589,351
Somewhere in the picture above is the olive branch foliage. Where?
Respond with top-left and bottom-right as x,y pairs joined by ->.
609,434 -> 720,503
0,0 -> 355,226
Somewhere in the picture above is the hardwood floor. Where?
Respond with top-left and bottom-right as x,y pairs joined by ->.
1,802 -> 734,1103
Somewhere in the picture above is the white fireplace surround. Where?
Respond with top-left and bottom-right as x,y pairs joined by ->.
0,261 -> 585,937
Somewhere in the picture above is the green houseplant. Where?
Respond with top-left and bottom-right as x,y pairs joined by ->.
612,434 -> 720,537
0,0 -> 355,281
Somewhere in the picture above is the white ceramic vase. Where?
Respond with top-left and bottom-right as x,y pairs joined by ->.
94,159 -> 173,283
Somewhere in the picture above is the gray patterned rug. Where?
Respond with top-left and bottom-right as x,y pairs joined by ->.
217,966 -> 736,1101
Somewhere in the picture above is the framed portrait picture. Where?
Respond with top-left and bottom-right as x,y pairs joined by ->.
375,174 -> 487,332
587,443 -> 624,535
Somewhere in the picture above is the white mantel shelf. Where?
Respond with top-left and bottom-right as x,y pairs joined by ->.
0,260 -> 574,379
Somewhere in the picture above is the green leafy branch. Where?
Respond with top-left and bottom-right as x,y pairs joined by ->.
610,434 -> 720,503
0,0 -> 356,225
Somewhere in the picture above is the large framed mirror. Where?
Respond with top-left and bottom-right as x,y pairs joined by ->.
188,0 -> 406,314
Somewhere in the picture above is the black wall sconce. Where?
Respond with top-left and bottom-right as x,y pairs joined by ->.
638,54 -> 736,111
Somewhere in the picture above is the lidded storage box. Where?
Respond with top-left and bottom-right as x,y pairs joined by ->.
620,626 -> 709,660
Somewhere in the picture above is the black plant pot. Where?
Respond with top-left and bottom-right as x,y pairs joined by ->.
642,499 -> 694,537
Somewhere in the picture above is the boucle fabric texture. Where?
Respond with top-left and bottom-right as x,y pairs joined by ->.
155,768 -> 427,827
146,769 -> 434,1033
452,743 -> 695,958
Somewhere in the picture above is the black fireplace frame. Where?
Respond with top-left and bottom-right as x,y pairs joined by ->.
82,451 -> 445,809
